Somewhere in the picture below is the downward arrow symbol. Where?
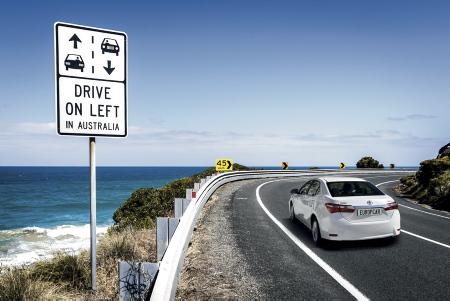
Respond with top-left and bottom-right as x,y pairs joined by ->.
104,60 -> 115,75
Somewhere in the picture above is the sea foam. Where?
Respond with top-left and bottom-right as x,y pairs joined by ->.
0,224 -> 109,267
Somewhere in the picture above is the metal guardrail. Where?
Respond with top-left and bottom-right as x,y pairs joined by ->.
150,168 -> 416,300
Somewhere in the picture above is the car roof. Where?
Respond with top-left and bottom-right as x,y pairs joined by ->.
315,177 -> 368,183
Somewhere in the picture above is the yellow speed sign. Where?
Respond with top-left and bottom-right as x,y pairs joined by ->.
216,159 -> 233,171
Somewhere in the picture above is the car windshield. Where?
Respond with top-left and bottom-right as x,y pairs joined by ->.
103,38 -> 118,46
66,54 -> 83,61
326,181 -> 384,197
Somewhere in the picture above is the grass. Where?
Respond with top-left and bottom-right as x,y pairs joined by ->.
0,227 -> 156,300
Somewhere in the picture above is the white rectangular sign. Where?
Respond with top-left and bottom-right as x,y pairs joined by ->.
55,22 -> 127,137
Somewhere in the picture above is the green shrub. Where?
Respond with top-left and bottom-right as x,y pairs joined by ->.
31,250 -> 90,290
415,156 -> 450,188
0,266 -> 54,300
400,175 -> 415,186
356,157 -> 384,168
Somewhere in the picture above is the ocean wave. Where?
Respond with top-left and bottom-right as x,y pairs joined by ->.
0,224 -> 109,267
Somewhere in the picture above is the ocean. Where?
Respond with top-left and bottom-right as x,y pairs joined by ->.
0,166 -> 209,266
0,165 -> 417,267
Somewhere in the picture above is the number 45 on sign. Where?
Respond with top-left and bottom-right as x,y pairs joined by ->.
216,159 -> 233,171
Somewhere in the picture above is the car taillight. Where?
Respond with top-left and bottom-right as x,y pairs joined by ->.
384,201 -> 398,211
325,203 -> 355,213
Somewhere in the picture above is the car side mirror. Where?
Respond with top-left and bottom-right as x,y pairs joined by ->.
290,188 -> 298,194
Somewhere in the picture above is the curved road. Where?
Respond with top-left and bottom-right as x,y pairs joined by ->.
228,173 -> 450,299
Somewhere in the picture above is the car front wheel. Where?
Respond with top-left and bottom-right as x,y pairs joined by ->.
312,218 -> 323,247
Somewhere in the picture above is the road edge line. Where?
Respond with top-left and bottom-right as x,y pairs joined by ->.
256,180 -> 369,301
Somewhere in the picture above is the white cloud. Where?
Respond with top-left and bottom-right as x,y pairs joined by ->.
387,114 -> 437,121
0,122 -> 445,166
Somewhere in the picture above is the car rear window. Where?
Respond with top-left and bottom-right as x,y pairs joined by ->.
326,181 -> 384,197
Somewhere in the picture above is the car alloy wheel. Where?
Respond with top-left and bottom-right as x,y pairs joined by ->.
312,218 -> 322,246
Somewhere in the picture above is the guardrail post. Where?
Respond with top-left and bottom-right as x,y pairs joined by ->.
119,261 -> 159,300
168,218 -> 179,243
156,218 -> 168,261
186,189 -> 192,200
174,198 -> 183,219
182,199 -> 190,215
200,178 -> 206,187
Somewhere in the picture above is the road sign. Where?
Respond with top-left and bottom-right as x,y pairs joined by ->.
390,164 -> 395,169
216,159 -> 233,171
54,22 -> 127,137
282,162 -> 288,170
340,162 -> 345,169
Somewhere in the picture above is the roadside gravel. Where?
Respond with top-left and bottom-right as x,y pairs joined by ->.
175,179 -> 263,299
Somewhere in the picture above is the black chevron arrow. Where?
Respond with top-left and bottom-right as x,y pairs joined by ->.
227,160 -> 232,170
282,162 -> 288,169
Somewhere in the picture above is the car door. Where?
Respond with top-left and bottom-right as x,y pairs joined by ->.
294,181 -> 312,224
304,180 -> 320,226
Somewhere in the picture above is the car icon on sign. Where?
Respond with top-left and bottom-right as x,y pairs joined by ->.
101,38 -> 119,56
64,54 -> 84,72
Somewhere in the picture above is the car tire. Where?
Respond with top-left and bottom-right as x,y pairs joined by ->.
290,204 -> 295,222
312,218 -> 323,247
81,68 -> 84,72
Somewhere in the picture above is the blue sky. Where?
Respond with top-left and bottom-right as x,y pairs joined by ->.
0,0 -> 449,166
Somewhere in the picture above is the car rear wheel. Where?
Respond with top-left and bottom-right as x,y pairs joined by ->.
289,204 -> 295,222
312,218 -> 323,247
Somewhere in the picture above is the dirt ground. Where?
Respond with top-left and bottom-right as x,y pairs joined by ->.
175,180 -> 263,299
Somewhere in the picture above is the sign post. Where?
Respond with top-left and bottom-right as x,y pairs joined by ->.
55,22 -> 127,291
89,137 -> 96,290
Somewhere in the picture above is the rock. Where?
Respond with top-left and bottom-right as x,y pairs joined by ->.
437,142 -> 450,159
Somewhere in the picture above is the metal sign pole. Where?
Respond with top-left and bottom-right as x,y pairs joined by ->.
89,137 -> 97,291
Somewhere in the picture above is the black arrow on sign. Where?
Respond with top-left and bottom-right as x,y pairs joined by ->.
69,34 -> 82,49
340,163 -> 345,168
282,162 -> 288,170
104,60 -> 115,75
227,160 -> 232,170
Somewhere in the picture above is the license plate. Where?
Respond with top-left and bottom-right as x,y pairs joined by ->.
107,46 -> 115,50
357,208 -> 382,216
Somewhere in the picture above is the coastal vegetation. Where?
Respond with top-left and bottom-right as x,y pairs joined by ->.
356,156 -> 384,168
398,156 -> 450,211
112,163 -> 249,230
0,164 -> 249,299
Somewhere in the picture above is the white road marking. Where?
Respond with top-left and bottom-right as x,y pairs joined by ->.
401,230 -> 450,249
376,180 -> 450,220
376,180 -> 450,248
256,180 -> 369,301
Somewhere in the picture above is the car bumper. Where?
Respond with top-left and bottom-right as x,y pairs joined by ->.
320,210 -> 401,241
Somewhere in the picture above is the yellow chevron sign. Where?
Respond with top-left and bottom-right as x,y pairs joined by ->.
216,159 -> 233,171
282,162 -> 288,170
340,162 -> 345,169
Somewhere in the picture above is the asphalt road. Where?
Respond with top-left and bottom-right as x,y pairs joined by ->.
228,173 -> 450,300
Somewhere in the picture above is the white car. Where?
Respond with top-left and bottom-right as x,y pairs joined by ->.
289,177 -> 400,246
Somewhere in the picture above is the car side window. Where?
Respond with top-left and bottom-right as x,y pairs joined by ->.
299,181 -> 311,195
308,181 -> 320,196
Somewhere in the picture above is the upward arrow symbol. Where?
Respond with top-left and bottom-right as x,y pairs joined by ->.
69,34 -> 82,49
